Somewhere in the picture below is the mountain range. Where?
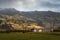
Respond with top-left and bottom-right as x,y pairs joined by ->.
0,8 -> 60,30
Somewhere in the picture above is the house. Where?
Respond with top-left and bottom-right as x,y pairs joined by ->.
27,23 -> 44,32
44,28 -> 53,32
32,26 -> 44,32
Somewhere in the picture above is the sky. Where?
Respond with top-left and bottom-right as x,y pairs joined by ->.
0,0 -> 60,12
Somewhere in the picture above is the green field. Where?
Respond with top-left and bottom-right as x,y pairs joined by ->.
0,32 -> 60,40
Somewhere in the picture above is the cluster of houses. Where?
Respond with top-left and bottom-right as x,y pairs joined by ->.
27,23 -> 53,32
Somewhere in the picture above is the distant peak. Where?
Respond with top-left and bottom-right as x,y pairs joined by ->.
48,10 -> 52,12
4,8 -> 16,10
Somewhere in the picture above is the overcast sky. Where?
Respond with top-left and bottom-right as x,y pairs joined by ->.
0,0 -> 60,12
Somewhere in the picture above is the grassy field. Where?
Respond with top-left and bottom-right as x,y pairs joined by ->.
0,32 -> 60,40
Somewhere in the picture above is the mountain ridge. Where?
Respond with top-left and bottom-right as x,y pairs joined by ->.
0,8 -> 60,28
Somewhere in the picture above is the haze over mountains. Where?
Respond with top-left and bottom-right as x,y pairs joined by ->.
0,8 -> 60,29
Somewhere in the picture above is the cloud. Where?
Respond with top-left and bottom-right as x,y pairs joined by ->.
0,0 -> 60,12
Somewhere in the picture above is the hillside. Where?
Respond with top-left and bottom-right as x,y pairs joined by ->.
0,8 -> 60,30
20,11 -> 60,28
